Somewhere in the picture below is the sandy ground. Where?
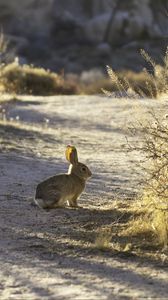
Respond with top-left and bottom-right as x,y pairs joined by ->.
0,95 -> 168,300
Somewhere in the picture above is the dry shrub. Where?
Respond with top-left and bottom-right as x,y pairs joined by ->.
139,115 -> 168,203
141,117 -> 168,247
126,115 -> 168,249
1,60 -> 78,95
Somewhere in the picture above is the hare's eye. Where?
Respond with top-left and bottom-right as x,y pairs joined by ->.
82,167 -> 86,172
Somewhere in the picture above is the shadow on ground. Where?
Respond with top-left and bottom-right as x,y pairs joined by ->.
0,97 -> 167,299
0,202 -> 168,299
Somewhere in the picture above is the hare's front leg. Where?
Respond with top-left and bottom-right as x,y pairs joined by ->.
68,196 -> 78,208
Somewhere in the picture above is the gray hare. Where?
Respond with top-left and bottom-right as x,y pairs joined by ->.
34,145 -> 92,209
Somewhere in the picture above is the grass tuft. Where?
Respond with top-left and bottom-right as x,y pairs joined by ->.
95,228 -> 112,250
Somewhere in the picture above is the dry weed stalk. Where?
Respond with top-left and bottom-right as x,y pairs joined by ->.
0,32 -> 8,94
104,47 -> 168,98
102,65 -> 137,98
0,32 -> 7,56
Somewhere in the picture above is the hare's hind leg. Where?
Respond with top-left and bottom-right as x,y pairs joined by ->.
34,192 -> 62,209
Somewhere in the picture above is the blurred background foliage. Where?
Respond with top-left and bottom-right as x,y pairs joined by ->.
0,0 -> 167,95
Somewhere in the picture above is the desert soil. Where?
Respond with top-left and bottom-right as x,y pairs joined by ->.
0,95 -> 168,300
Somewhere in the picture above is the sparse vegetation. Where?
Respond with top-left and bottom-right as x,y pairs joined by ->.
0,60 -> 78,95
0,59 -> 161,97
94,227 -> 112,250
0,33 -> 78,96
0,32 -> 7,94
0,32 -> 7,62
126,114 -> 168,249
95,49 -> 168,257
103,48 -> 168,98
0,29 -> 167,97
1,28 -> 168,265
79,70 -> 155,96
121,197 -> 168,250
99,114 -> 168,257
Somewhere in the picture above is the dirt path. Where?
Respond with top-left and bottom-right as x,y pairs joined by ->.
0,95 -> 168,299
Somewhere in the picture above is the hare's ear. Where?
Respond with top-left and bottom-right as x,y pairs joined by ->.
65,145 -> 78,164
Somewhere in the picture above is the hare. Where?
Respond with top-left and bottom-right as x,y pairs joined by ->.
34,145 -> 92,209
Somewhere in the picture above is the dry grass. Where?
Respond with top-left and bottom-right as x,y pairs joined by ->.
0,28 -> 167,97
93,199 -> 168,262
141,48 -> 168,97
122,196 -> 168,250
120,115 -> 168,255
1,30 -> 167,97
94,227 -> 112,250
103,48 -> 168,99
79,71 -> 155,96
1,62 -> 157,96
0,60 -> 78,95
0,63 -> 165,97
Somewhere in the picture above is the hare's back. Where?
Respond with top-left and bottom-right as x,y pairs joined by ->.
35,174 -> 69,198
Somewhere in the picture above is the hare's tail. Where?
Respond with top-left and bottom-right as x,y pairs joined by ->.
34,194 -> 62,209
